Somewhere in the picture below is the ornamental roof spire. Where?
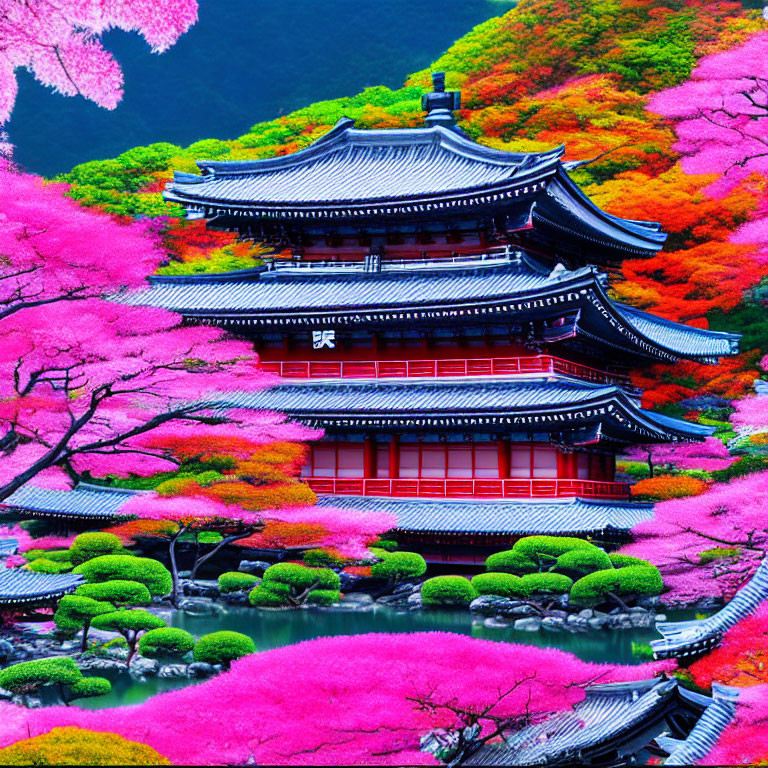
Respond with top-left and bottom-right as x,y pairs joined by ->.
422,71 -> 461,128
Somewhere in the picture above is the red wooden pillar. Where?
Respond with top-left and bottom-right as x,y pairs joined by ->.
559,452 -> 578,478
389,435 -> 400,479
497,438 -> 511,479
363,437 -> 377,479
601,454 -> 616,481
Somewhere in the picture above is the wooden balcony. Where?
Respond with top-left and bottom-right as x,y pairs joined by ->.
304,477 -> 631,500
260,355 -> 631,387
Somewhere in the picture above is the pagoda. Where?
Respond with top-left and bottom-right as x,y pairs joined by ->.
125,74 -> 739,565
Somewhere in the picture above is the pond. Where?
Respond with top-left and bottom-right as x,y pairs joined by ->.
77,603 -> 699,709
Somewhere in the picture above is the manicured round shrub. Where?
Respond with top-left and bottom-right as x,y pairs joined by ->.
73,555 -> 172,596
138,628 -> 195,659
570,566 -> 664,607
421,576 -> 478,607
0,727 -> 170,765
512,536 -> 597,562
262,562 -> 340,591
28,558 -> 73,574
305,589 -> 340,606
66,677 -> 112,701
248,586 -> 288,607
30,549 -> 72,563
217,572 -> 259,594
470,572 -> 526,598
370,551 -> 427,581
69,532 -> 126,566
54,596 -> 115,635
372,539 -> 398,551
91,610 -> 167,665
0,657 -> 81,695
485,550 -> 537,574
193,631 -> 256,667
609,553 -> 655,569
554,548 -> 613,577
520,573 -> 573,595
74,580 -> 152,607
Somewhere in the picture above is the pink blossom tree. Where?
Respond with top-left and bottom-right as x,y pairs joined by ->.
0,0 -> 198,124
701,686 -> 768,766
0,165 -> 313,500
0,633 -> 672,765
623,438 -> 735,476
621,471 -> 768,604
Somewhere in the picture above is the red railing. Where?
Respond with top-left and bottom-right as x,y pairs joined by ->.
304,477 -> 630,500
261,355 -> 630,386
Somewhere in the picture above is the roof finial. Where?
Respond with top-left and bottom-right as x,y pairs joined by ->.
422,71 -> 460,129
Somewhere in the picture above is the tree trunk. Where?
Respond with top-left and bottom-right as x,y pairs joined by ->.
126,631 -> 137,668
607,590 -> 631,612
189,528 -> 261,582
168,527 -> 187,608
80,620 -> 91,653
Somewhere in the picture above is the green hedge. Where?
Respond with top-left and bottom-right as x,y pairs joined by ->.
74,580 -> 152,607
421,576 -> 478,606
248,586 -> 288,607
484,550 -> 537,574
512,536 -> 597,561
370,551 -> 427,581
570,566 -> 664,606
520,573 -> 573,595
470,572 -> 526,597
305,589 -> 339,606
554,548 -> 613,577
66,676 -> 111,701
0,658 -> 81,694
217,572 -> 259,594
262,563 -> 340,591
69,532 -> 126,566
193,631 -> 256,667
138,628 -> 195,659
73,555 -> 172,596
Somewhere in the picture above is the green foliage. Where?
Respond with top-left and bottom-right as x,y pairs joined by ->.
305,589 -> 339,606
554,548 -> 613,577
69,532 -> 126,566
74,580 -> 152,607
262,563 -> 340,591
631,642 -> 654,661
519,573 -> 573,595
91,610 -> 167,634
193,631 -> 256,667
485,550 -> 537,574
252,563 -> 341,607
372,539 -> 398,552
27,549 -> 71,563
138,628 -> 195,659
66,676 -> 111,701
54,596 -> 115,633
370,551 -> 427,581
698,547 -> 741,564
217,572 -> 259,594
711,454 -> 768,482
421,576 -> 478,606
301,549 -> 346,568
248,586 -> 288,607
609,553 -> 655,569
512,536 -> 598,563
0,658 -> 81,694
570,566 -> 664,606
73,555 -> 172,596
27,558 -> 73,574
470,572 -> 526,598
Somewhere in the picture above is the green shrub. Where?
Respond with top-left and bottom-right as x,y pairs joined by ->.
69,532 -> 126,566
91,610 -> 167,665
305,589 -> 339,605
485,550 -> 537,574
512,536 -> 597,564
193,631 -> 256,667
262,563 -> 340,591
74,580 -> 152,607
29,549 -> 71,563
631,642 -> 654,660
698,547 -> 741,564
301,549 -> 346,568
138,628 -> 195,659
520,573 -> 573,595
570,566 -> 664,607
712,454 -> 768,482
372,539 -> 398,551
370,551 -> 427,581
248,586 -> 288,607
554,548 -> 613,577
66,676 -> 111,701
73,555 -> 172,596
54,596 -> 115,637
609,553 -> 655,569
217,572 -> 259,594
470,572 -> 526,597
0,658 -> 81,695
28,558 -> 73,574
421,576 -> 478,606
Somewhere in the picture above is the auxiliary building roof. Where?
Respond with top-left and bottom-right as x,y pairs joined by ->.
0,568 -> 83,606
1,483 -> 138,521
129,255 -> 739,364
318,496 -> 653,535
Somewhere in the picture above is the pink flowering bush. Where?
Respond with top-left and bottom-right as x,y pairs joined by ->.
621,471 -> 768,604
0,633 -> 672,766
0,526 -> 76,554
623,439 -> 735,473
701,686 -> 768,766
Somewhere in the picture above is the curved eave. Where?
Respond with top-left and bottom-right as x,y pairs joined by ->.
0,570 -> 83,606
0,483 -> 138,521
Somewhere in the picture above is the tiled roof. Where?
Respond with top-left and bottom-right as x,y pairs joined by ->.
0,568 -> 83,605
652,558 -> 768,659
165,119 -> 563,209
0,538 -> 18,556
1,484 -> 137,520
317,495 -> 653,535
464,677 -> 679,766
214,377 -> 713,442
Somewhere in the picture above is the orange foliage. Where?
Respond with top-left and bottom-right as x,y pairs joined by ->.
200,481 -> 316,510
631,474 -> 709,500
235,520 -> 328,550
103,519 -> 179,544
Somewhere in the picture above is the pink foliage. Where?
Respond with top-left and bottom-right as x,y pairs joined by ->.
0,525 -> 75,554
621,471 -> 768,604
0,633 -> 672,765
623,439 -> 735,472
0,0 -> 198,122
730,395 -> 768,431
119,493 -> 264,527
701,686 -> 768,765
3,554 -> 25,568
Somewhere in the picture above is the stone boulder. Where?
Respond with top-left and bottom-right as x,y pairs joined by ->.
238,560 -> 271,575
